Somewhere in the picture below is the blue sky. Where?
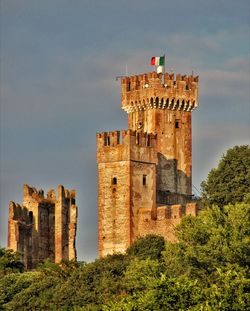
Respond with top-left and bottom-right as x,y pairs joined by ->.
1,0 -> 249,261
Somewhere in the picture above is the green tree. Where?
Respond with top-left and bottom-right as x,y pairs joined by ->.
53,253 -> 129,309
0,259 -> 79,310
201,145 -> 250,207
0,271 -> 40,309
163,203 -> 250,289
126,234 -> 165,260
0,247 -> 24,276
195,266 -> 250,311
105,269 -> 201,311
123,258 -> 163,293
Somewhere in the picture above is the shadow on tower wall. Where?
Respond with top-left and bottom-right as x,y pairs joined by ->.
156,154 -> 196,206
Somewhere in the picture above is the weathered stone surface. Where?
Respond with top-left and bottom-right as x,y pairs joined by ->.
138,203 -> 198,242
97,71 -> 199,257
8,184 -> 77,269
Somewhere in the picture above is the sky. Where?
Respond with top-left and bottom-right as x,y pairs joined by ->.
0,0 -> 249,261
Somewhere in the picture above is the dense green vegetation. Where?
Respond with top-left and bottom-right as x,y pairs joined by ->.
201,145 -> 250,207
0,248 -> 24,276
1,145 -> 249,310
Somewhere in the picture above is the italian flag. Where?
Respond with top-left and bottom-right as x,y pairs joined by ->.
150,56 -> 165,66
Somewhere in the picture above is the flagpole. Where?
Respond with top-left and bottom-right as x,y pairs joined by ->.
163,54 -> 165,84
157,55 -> 165,81
164,54 -> 165,75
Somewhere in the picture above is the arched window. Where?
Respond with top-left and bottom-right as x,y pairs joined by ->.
170,99 -> 175,109
176,99 -> 180,110
112,177 -> 117,185
166,98 -> 169,109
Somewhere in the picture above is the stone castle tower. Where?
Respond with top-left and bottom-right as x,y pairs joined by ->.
8,184 -> 77,269
97,71 -> 199,257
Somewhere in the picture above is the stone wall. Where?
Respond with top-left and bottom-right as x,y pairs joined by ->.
138,203 -> 198,242
97,130 -> 157,257
8,184 -> 77,269
97,70 -> 199,257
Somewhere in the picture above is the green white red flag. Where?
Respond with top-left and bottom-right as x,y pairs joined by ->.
150,56 -> 165,66
150,55 -> 165,73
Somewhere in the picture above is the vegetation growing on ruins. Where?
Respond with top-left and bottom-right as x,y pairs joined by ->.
1,145 -> 249,310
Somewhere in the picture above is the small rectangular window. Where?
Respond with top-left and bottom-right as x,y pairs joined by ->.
147,134 -> 151,147
143,175 -> 147,186
136,133 -> 140,145
112,177 -> 117,185
175,121 -> 179,129
127,82 -> 131,91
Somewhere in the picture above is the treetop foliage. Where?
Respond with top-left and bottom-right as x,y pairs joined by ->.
201,145 -> 250,207
126,234 -> 165,260
0,248 -> 24,276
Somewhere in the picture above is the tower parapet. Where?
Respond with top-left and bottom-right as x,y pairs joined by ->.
138,202 -> 198,242
96,129 -> 157,164
22,184 -> 76,204
121,72 -> 198,113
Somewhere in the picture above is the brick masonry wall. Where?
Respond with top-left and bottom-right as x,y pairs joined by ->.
7,184 -> 77,268
97,71 -> 199,257
98,161 -> 131,257
138,203 -> 198,242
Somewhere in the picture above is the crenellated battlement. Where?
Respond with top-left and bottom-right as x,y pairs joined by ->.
9,201 -> 33,224
96,129 -> 157,147
139,202 -> 197,222
138,203 -> 198,242
121,71 -> 198,113
23,184 -> 45,199
96,129 -> 157,164
23,184 -> 76,204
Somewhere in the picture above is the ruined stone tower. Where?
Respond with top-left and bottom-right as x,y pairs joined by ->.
97,70 -> 199,257
8,184 -> 77,269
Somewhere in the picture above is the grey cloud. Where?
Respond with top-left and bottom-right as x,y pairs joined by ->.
200,69 -> 249,99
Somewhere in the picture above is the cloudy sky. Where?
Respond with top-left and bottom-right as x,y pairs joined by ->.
1,0 -> 249,261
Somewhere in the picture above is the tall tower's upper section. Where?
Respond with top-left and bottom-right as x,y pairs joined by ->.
121,72 -> 198,117
121,71 -> 199,196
